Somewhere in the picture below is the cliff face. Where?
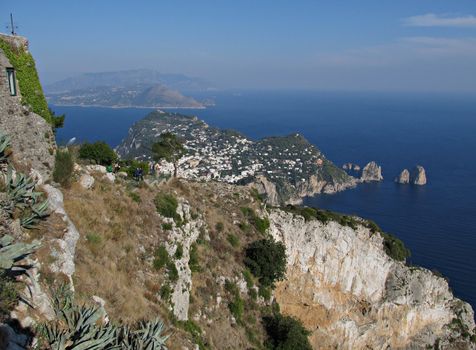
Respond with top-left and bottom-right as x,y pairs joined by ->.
269,209 -> 475,349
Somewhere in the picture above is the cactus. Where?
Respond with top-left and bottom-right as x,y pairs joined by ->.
0,234 -> 40,270
0,131 -> 11,162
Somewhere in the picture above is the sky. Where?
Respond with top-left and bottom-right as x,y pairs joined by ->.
1,0 -> 476,92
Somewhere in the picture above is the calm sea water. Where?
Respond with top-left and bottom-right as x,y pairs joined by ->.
54,90 -> 476,308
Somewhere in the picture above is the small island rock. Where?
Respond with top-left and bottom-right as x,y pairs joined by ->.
411,165 -> 427,185
395,169 -> 410,184
361,161 -> 383,182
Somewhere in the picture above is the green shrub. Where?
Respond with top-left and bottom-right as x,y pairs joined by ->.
177,320 -> 208,350
128,192 -> 141,203
0,273 -> 19,321
0,38 -> 52,123
227,233 -> 240,248
259,286 -> 272,301
167,261 -> 179,282
154,192 -> 180,222
189,243 -> 200,273
162,223 -> 173,231
229,295 -> 245,322
53,149 -> 74,187
241,207 -> 270,234
380,232 -> 410,262
86,233 -> 102,245
122,159 -> 149,178
79,141 -> 117,165
242,269 -> 254,289
215,222 -> 224,232
160,284 -> 172,301
174,243 -> 183,259
153,246 -> 170,270
263,313 -> 312,350
245,238 -> 287,287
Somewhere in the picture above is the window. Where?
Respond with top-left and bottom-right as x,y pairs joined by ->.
6,68 -> 16,96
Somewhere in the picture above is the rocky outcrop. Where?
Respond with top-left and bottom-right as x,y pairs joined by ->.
411,165 -> 427,185
395,168 -> 410,184
361,161 -> 383,182
342,163 -> 361,172
0,38 -> 55,182
395,166 -> 427,186
268,209 -> 475,349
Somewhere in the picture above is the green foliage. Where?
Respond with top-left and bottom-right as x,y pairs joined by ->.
242,269 -> 254,289
189,243 -> 200,273
154,192 -> 180,222
49,108 -> 66,132
177,320 -> 209,350
0,235 -> 40,270
79,141 -> 117,165
225,281 -> 244,323
250,188 -> 264,202
153,246 -> 171,270
227,233 -> 240,248
128,192 -> 141,203
263,313 -> 312,350
215,222 -> 224,232
160,284 -> 172,301
241,207 -> 270,234
380,232 -> 411,262
152,132 -> 186,177
122,159 -> 149,178
245,238 -> 287,288
259,286 -> 272,301
0,131 -> 12,163
174,243 -> 183,259
0,272 -> 19,321
167,261 -> 179,282
86,233 -> 102,245
53,149 -> 74,187
0,38 -> 52,123
161,223 -> 173,231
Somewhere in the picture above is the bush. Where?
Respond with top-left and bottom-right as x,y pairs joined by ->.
162,223 -> 173,231
229,295 -> 245,322
122,159 -> 149,178
244,238 -> 287,287
241,207 -> 270,234
189,243 -> 200,273
53,149 -> 74,187
174,243 -> 183,259
0,273 -> 18,321
263,313 -> 312,350
215,222 -> 224,232
79,141 -> 117,165
86,232 -> 102,245
160,284 -> 172,301
155,192 -> 180,222
153,246 -> 170,270
380,232 -> 411,262
167,261 -> 179,282
227,233 -> 240,248
128,192 -> 141,203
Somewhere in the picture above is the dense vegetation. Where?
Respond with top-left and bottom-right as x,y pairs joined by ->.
263,312 -> 312,350
244,238 -> 287,287
53,148 -> 74,187
241,207 -> 270,234
152,132 -> 186,177
79,141 -> 117,165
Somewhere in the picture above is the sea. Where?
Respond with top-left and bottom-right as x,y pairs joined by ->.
53,90 -> 476,308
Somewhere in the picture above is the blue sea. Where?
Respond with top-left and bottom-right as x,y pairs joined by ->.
53,90 -> 476,308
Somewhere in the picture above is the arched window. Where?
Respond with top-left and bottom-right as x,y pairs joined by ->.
6,68 -> 16,96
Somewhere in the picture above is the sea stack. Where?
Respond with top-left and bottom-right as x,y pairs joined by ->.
411,165 -> 427,185
395,169 -> 410,184
361,161 -> 383,182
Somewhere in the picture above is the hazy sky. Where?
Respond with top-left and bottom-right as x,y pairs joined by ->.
2,0 -> 476,92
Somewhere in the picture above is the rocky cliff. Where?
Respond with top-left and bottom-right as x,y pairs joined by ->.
269,209 -> 475,349
361,161 -> 383,182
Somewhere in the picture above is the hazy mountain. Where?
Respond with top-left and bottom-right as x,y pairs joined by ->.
45,69 -> 214,108
45,69 -> 213,93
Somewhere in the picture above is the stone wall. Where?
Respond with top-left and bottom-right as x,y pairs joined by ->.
0,34 -> 55,182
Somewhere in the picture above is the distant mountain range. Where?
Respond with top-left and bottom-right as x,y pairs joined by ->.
45,69 -> 215,108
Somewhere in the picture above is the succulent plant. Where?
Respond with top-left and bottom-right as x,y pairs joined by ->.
20,199 -> 49,228
4,167 -> 42,210
0,131 -> 11,162
118,319 -> 169,350
0,234 -> 40,271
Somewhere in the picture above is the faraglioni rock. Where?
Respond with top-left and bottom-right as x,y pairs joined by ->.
411,165 -> 427,185
395,168 -> 410,184
342,162 -> 361,172
361,161 -> 383,182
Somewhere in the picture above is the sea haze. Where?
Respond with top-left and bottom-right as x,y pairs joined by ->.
53,90 -> 476,307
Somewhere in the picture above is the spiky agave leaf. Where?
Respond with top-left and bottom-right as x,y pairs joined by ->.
0,131 -> 11,162
20,199 -> 49,228
0,235 -> 40,270
119,319 -> 169,350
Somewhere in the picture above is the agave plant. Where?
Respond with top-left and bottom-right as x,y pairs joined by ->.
4,167 -> 42,209
118,319 -> 169,350
0,234 -> 40,271
0,131 -> 11,163
21,200 -> 49,229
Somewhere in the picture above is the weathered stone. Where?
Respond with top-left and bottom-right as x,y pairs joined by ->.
79,174 -> 95,189
395,168 -> 410,184
103,172 -> 115,183
411,165 -> 427,185
361,161 -> 383,182
85,165 -> 107,174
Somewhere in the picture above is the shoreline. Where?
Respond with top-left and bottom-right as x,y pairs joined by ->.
47,103 -> 208,110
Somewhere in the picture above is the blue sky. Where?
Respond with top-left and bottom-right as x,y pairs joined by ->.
1,0 -> 476,92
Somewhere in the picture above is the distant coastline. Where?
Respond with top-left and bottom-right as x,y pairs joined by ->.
49,103 -> 207,109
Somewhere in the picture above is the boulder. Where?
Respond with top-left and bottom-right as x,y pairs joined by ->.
361,161 -> 383,182
79,174 -> 95,189
103,173 -> 116,183
411,165 -> 427,185
85,165 -> 107,174
395,169 -> 410,184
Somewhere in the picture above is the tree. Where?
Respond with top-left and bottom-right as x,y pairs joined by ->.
151,132 -> 186,177
244,238 -> 287,287
79,141 -> 117,165
49,108 -> 65,133
263,313 -> 312,350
